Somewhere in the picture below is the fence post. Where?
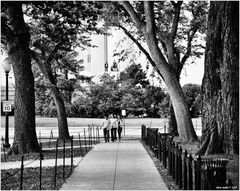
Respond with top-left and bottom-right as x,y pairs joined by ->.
84,128 -> 87,152
201,164 -> 209,189
168,141 -> 172,175
97,126 -> 100,143
178,146 -> 183,189
63,139 -> 65,181
151,129 -> 153,149
89,131 -> 91,150
53,139 -> 58,190
39,143 -> 42,190
194,155 -> 201,190
172,143 -> 175,180
88,126 -> 91,148
163,134 -> 167,169
91,127 -> 93,147
95,126 -> 96,144
71,136 -> 73,172
49,129 -> 53,147
146,128 -> 149,145
94,125 -> 96,144
89,126 -> 92,148
187,154 -> 193,190
78,133 -> 83,156
39,131 -> 41,144
183,150 -> 187,190
158,133 -> 161,161
88,125 -> 91,149
93,125 -> 95,144
20,155 -> 24,190
175,144 -> 179,185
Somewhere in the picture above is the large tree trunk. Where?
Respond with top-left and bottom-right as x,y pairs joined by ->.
51,86 -> 70,140
6,2 -> 40,154
121,1 -> 198,142
39,66 -> 70,140
144,23 -> 198,142
146,36 -> 198,141
163,70 -> 198,142
198,2 -> 239,155
168,104 -> 178,135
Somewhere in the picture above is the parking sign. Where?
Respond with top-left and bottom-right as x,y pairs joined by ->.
3,101 -> 12,112
121,109 -> 126,117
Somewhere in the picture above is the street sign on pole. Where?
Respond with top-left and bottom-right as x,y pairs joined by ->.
121,109 -> 126,117
2,101 -> 12,112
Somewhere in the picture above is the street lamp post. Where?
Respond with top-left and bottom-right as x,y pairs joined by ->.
3,58 -> 11,148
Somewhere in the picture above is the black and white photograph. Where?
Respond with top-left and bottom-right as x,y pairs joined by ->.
0,1 -> 239,190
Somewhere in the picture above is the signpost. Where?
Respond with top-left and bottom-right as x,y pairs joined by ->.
3,101 -> 12,113
121,110 -> 126,136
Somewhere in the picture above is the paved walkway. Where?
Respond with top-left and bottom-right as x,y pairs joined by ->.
60,140 -> 168,190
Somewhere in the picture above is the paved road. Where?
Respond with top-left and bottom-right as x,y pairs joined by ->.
60,140 -> 168,190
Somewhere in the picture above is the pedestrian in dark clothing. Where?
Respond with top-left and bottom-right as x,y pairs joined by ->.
117,115 -> 123,141
110,114 -> 117,142
101,116 -> 110,142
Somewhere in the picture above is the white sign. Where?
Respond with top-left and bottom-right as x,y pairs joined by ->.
3,101 -> 12,112
121,109 -> 126,117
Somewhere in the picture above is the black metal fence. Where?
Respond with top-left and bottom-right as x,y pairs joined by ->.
142,126 -> 233,190
1,125 -> 101,190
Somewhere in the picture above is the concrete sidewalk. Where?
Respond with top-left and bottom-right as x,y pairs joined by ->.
60,140 -> 168,190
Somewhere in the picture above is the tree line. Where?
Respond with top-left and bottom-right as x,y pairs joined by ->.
35,63 -> 202,118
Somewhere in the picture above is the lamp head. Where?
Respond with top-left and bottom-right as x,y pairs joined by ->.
3,58 -> 11,73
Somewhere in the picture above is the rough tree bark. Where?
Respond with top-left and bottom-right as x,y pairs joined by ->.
198,1 -> 239,155
168,104 -> 178,135
4,2 -> 40,153
51,86 -> 70,140
120,1 -> 198,142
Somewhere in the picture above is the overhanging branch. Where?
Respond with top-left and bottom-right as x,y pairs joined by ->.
118,24 -> 164,80
30,48 -> 57,86
119,1 -> 146,32
170,1 -> 182,40
144,1 -> 155,35
180,26 -> 198,66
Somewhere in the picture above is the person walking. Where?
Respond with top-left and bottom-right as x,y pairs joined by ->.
109,114 -> 117,142
117,115 -> 123,141
101,116 -> 110,142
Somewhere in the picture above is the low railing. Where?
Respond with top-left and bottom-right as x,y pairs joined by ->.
142,126 -> 233,190
1,125 -> 101,190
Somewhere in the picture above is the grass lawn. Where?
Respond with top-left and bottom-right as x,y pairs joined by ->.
1,139 -> 95,190
1,139 -> 94,162
1,117 -> 202,143
1,166 -> 73,190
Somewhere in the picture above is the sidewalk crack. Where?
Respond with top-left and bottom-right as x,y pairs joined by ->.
112,142 -> 120,190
